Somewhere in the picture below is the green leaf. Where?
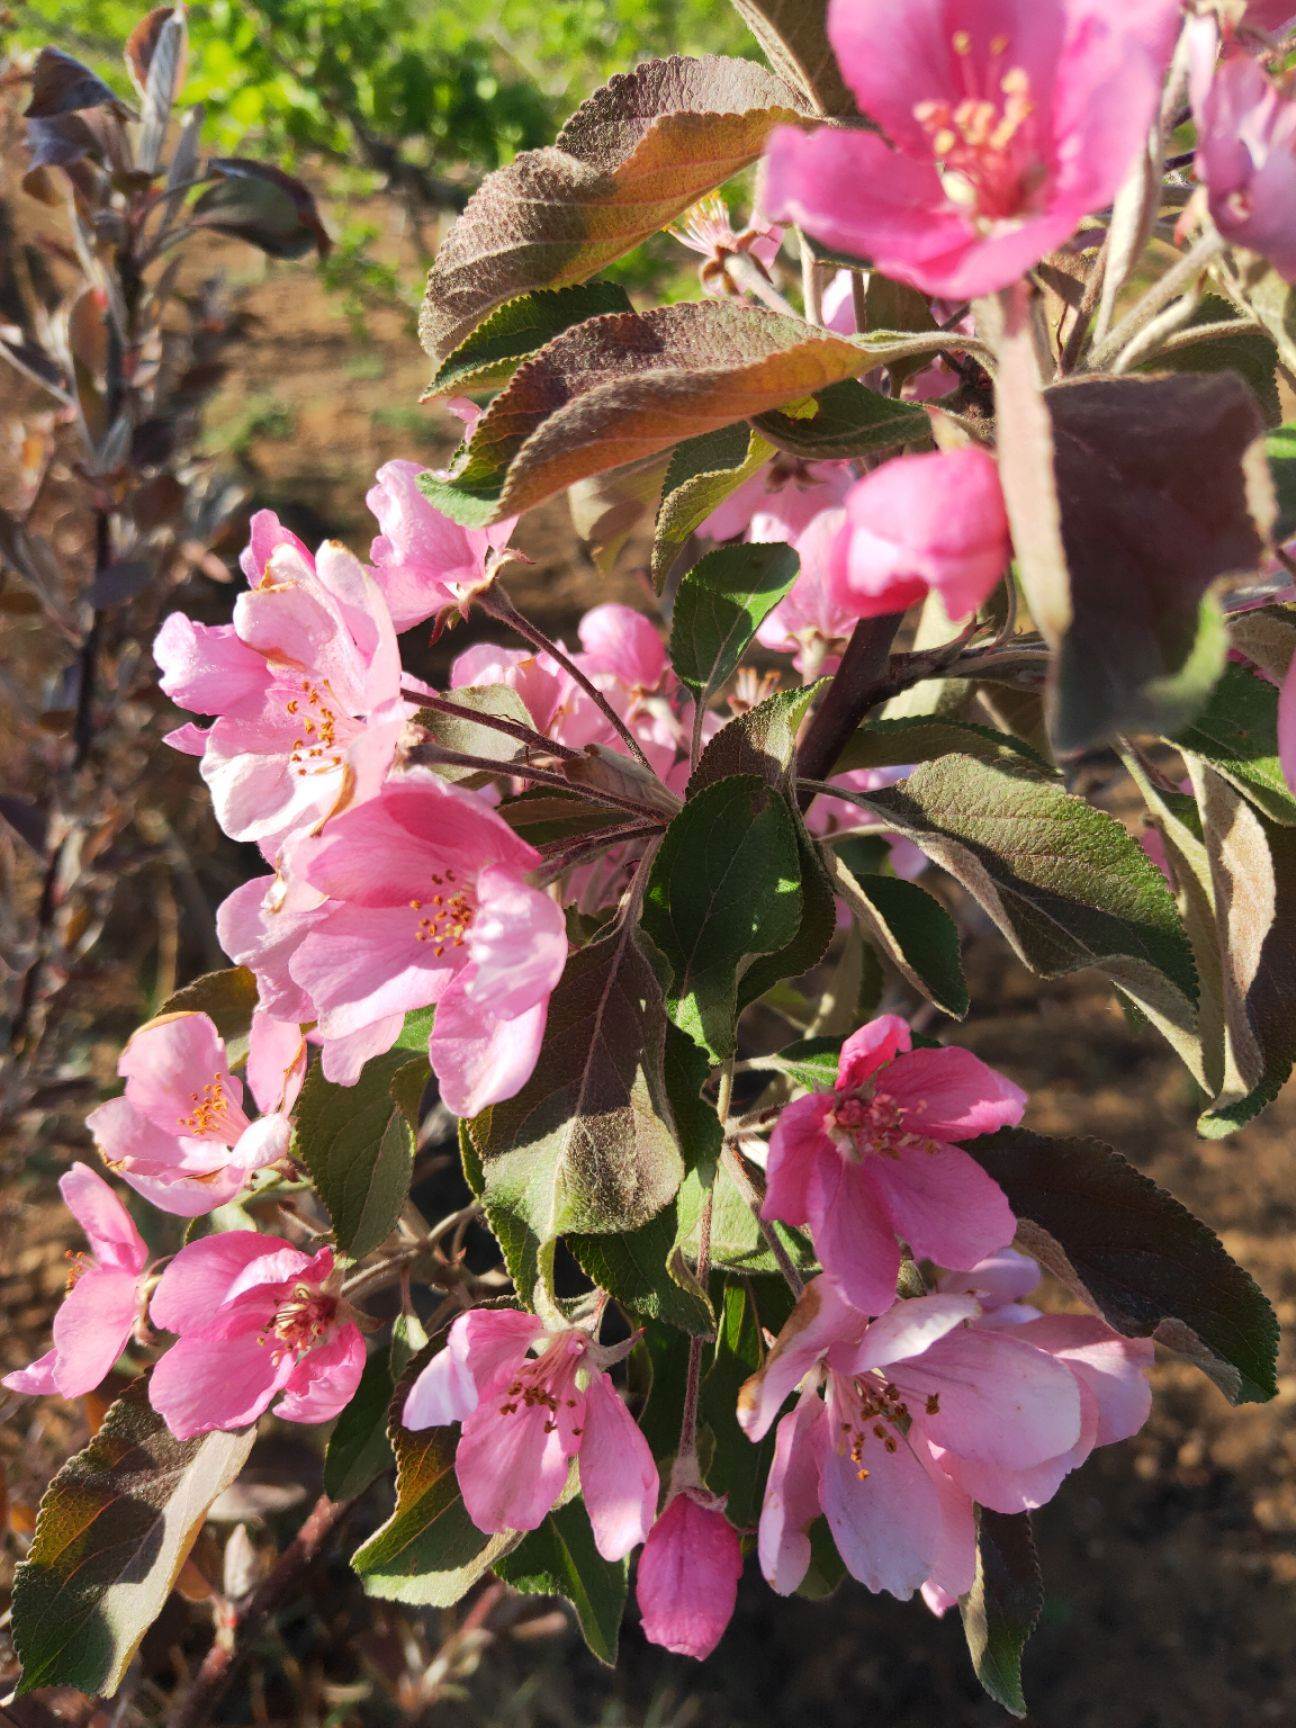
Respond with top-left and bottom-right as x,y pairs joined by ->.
495,1500 -> 629,1664
1212,250 -> 1296,382
690,681 -> 822,792
472,924 -> 685,1252
642,774 -> 803,1058
834,756 -> 1202,1078
675,1162 -> 814,1278
669,541 -> 800,701
959,1510 -> 1042,1719
498,791 -> 630,847
420,55 -> 812,367
12,1377 -> 255,1696
1267,422 -> 1296,541
1174,661 -> 1296,826
425,282 -> 633,395
1139,295 -> 1281,427
664,1022 -> 723,1178
824,851 -> 968,1018
418,304 -> 964,527
1186,763 -> 1296,1135
323,1315 -> 424,1502
755,1033 -> 842,1092
700,1280 -> 775,1529
293,1048 -> 426,1260
652,422 -> 775,589
413,684 -> 535,783
752,377 -> 929,460
834,714 -> 1055,778
970,1126 -> 1279,1404
1228,600 -> 1296,686
352,1343 -> 518,1603
154,965 -> 258,1047
567,1200 -> 713,1335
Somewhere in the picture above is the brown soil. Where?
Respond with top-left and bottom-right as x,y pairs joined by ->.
1,184 -> 1293,1728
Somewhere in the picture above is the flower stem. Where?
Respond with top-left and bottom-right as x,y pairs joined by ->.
481,585 -> 657,774
1087,228 -> 1226,372
410,689 -> 583,761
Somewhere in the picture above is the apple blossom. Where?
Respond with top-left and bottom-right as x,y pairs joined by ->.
742,1279 -> 1083,1599
367,458 -> 516,630
3,1163 -> 149,1401
636,1490 -> 744,1660
84,1010 -> 301,1216
763,1015 -> 1023,1315
827,448 -> 1012,622
148,1233 -> 364,1439
156,531 -> 408,856
762,0 -> 1178,299
700,454 -> 852,545
288,774 -> 567,1112
1196,50 -> 1296,282
403,1308 -> 658,1560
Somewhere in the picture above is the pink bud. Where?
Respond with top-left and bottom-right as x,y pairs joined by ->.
635,1491 -> 743,1661
827,448 -> 1011,623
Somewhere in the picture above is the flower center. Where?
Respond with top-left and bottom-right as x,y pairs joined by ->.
494,1334 -> 587,1441
284,677 -> 356,776
828,1089 -> 937,1162
177,1071 -> 249,1142
834,1373 -> 940,1481
913,31 -> 1045,224
408,867 -> 476,956
264,1284 -> 336,1357
64,1248 -> 93,1291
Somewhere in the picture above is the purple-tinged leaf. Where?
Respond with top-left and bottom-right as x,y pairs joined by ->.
960,1510 -> 1041,1719
192,159 -> 330,259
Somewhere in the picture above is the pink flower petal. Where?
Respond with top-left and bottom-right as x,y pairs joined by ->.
50,1266 -> 141,1398
763,1092 -> 834,1225
759,1388 -> 828,1595
820,1377 -> 942,1599
149,1315 -> 295,1439
846,1294 -> 982,1375
868,1140 -> 1017,1272
1014,1315 -> 1154,1448
579,1372 -> 659,1561
807,1154 -> 903,1318
429,979 -> 549,1118
59,1161 -> 147,1273
897,1326 -> 1083,1469
878,1045 -> 1027,1140
3,1348 -> 61,1397
150,1231 -> 301,1334
274,1325 -> 367,1424
836,1014 -> 912,1092
404,1309 -> 544,1430
738,1277 -> 865,1442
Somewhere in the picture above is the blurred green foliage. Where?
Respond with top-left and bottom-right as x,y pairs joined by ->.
13,0 -> 748,170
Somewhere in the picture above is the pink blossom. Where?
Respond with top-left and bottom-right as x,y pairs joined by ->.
577,604 -> 669,701
700,456 -> 852,545
450,642 -> 606,752
288,774 -> 566,1113
85,1011 -> 299,1217
217,871 -> 326,1027
156,530 -> 407,857
827,449 -> 1011,622
762,0 -> 1177,298
805,765 -> 930,881
366,459 -> 516,630
763,1015 -> 1023,1315
670,191 -> 783,295
1197,50 -> 1296,281
741,1279 -> 1082,1599
148,1233 -> 364,1439
755,507 -> 856,676
636,1490 -> 743,1660
3,1163 -> 148,1400
402,1308 -> 659,1560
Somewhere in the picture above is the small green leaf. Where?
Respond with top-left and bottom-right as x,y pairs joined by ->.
426,282 -> 633,395
324,1350 -> 396,1501
413,685 -> 534,784
293,1049 -> 426,1260
495,1500 -> 629,1664
753,377 -> 928,460
700,1280 -> 778,1528
653,422 -> 776,589
834,714 -> 1055,778
970,1126 -> 1279,1404
675,1163 -> 814,1278
960,1510 -> 1042,1719
690,682 -> 821,792
154,965 -> 258,1046
13,1378 -> 255,1697
825,851 -> 968,1018
642,774 -> 803,1059
669,541 -> 799,701
1174,661 -> 1296,826
567,1200 -> 713,1335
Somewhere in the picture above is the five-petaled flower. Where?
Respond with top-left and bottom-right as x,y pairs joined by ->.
763,1015 -> 1024,1316
148,1232 -> 365,1439
762,0 -> 1179,298
85,1010 -> 301,1216
403,1307 -> 659,1560
288,773 -> 567,1113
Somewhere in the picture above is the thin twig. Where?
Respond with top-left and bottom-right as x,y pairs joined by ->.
170,1494 -> 358,1728
1087,229 -> 1227,371
795,613 -> 906,804
414,744 -> 665,820
411,690 -> 583,762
